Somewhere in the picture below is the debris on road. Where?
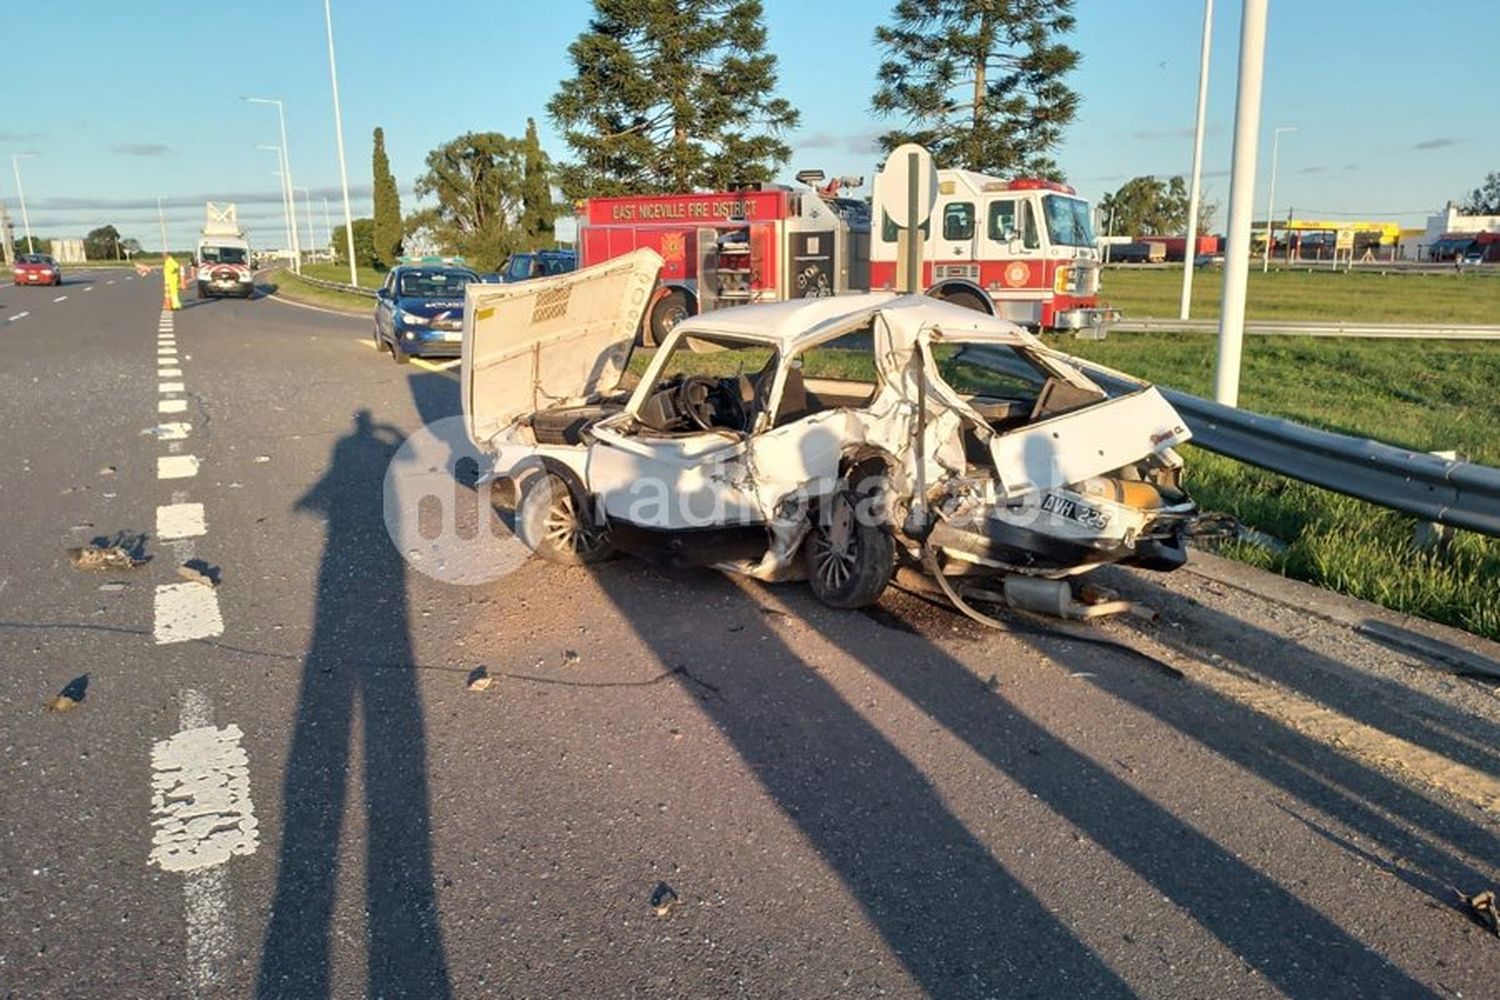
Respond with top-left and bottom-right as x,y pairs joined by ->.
649,882 -> 680,917
466,666 -> 493,692
177,560 -> 220,589
562,650 -> 580,667
98,465 -> 116,477
67,544 -> 146,571
44,675 -> 89,713
98,582 -> 128,592
1456,888 -> 1499,937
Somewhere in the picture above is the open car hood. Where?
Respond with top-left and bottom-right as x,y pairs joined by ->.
462,248 -> 662,447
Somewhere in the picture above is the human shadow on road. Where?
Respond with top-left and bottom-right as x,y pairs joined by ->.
257,409 -> 451,999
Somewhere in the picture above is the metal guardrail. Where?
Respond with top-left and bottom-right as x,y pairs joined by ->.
991,349 -> 1500,538
279,270 -> 377,299
1108,317 -> 1500,340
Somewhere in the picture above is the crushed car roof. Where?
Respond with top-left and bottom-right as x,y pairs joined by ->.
671,291 -> 1044,352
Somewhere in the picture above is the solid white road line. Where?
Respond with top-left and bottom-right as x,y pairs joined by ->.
152,583 -> 224,644
160,382 -> 185,394
158,455 -> 200,479
150,690 -> 255,996
157,503 -> 207,539
159,399 -> 188,414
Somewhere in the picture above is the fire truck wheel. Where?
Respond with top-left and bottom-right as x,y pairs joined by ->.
647,290 -> 691,346
938,289 -> 991,315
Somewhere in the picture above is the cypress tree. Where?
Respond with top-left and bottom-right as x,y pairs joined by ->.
372,127 -> 404,267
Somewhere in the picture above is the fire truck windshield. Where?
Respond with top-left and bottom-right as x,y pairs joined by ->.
202,246 -> 248,265
1042,194 -> 1095,248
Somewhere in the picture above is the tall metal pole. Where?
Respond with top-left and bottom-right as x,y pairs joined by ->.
1179,0 -> 1213,319
1261,125 -> 1296,273
12,154 -> 36,254
157,196 -> 169,254
247,98 -> 301,273
295,186 -> 317,256
258,145 -> 294,263
322,196 -> 333,252
324,0 -> 359,286
1213,0 -> 1268,408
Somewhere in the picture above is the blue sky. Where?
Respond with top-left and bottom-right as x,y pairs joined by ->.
3,1 -> 1495,249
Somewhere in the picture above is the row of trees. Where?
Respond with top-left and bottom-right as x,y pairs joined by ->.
360,0 -> 1081,268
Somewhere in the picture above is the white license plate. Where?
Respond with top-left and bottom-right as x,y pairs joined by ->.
440,332 -> 462,342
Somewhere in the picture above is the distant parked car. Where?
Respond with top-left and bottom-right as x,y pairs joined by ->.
13,254 -> 61,286
501,249 -> 576,283
373,264 -> 481,364
1461,245 -> 1486,266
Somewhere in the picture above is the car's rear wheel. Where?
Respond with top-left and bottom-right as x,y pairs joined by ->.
804,487 -> 894,609
516,472 -> 614,565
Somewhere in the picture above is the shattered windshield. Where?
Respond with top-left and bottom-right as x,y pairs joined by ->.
1042,195 -> 1095,248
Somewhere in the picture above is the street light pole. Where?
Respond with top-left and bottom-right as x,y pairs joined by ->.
293,186 -> 316,258
157,196 -> 169,254
257,145 -> 295,265
1179,0 -> 1213,319
1213,0 -> 1268,408
12,154 -> 36,254
246,97 -> 302,273
1262,125 -> 1297,273
324,0 -> 359,286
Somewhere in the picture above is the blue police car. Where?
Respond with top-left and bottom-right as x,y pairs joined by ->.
373,263 -> 481,364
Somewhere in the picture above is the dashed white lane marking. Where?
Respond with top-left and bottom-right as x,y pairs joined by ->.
107,279 -> 116,285
146,421 -> 191,440
53,294 -> 67,302
84,286 -> 93,292
159,399 -> 189,414
160,382 -> 185,393
6,311 -> 28,322
159,368 -> 183,378
152,582 -> 224,643
158,455 -> 200,479
150,690 -> 255,996
157,503 -> 206,539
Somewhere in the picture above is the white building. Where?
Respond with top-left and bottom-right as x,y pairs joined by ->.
1407,203 -> 1500,260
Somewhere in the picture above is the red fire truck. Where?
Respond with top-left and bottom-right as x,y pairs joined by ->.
575,165 -> 1111,342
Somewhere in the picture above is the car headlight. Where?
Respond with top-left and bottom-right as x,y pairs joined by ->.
399,310 -> 430,326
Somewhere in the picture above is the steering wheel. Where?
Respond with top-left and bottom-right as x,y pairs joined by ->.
677,374 -> 746,432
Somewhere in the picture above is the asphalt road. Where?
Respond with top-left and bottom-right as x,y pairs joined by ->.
1,272 -> 1498,998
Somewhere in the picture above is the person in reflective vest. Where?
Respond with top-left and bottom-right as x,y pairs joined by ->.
163,254 -> 182,310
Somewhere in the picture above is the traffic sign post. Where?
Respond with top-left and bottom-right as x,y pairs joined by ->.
874,143 -> 937,293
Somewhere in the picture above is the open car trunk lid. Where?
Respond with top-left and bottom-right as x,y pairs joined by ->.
462,248 -> 662,447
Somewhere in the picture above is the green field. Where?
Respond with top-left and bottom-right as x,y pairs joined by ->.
1056,331 -> 1500,639
1100,265 -> 1500,324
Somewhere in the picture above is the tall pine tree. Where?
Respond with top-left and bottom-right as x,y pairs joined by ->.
547,0 -> 799,197
371,127 -> 404,268
872,0 -> 1080,178
519,119 -> 555,250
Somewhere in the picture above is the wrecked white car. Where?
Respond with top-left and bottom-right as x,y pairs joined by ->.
462,249 -> 1198,610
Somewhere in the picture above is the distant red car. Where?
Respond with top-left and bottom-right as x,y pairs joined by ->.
13,254 -> 62,286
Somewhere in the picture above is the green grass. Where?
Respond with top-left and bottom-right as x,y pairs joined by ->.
265,267 -> 374,314
1100,265 -> 1500,324
1056,332 -> 1500,639
300,261 -> 386,289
